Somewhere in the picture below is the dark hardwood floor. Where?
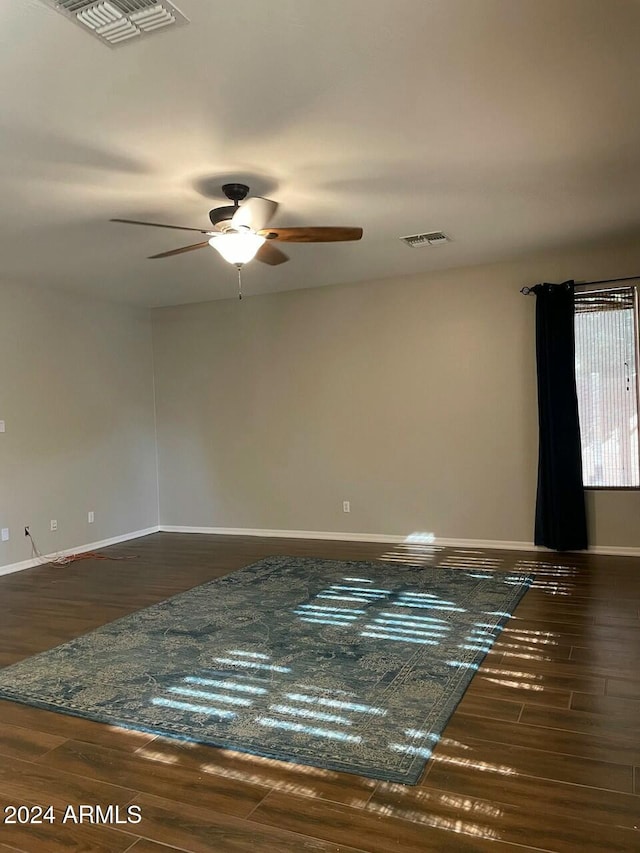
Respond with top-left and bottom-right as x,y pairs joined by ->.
0,532 -> 639,852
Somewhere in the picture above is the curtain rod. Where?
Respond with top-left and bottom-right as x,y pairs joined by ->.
520,274 -> 640,295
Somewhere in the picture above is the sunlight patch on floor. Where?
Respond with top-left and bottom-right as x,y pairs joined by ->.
375,783 -> 504,820
439,738 -> 471,751
514,560 -> 578,596
431,752 -> 517,776
479,667 -> 542,681
199,761 -> 318,798
379,532 -> 443,565
105,725 -> 153,739
366,800 -> 502,840
216,748 -> 335,777
438,792 -> 503,818
481,676 -> 544,691
493,640 -> 555,653
500,626 -> 559,639
439,553 -> 504,571
134,748 -> 180,764
499,651 -> 554,661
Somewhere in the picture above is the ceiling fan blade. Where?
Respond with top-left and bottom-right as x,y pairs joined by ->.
111,218 -> 212,234
148,241 -> 210,259
258,226 -> 363,243
231,197 -> 278,232
256,242 -> 289,266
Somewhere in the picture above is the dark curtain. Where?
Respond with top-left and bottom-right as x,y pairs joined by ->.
532,281 -> 588,550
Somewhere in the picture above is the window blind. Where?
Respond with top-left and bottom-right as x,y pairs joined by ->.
574,286 -> 640,487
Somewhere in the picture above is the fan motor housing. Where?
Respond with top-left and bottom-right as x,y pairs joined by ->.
208,205 -> 237,227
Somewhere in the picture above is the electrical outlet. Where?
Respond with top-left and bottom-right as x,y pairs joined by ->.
342,501 -> 351,513
88,511 -> 94,523
50,519 -> 58,532
1,528 -> 9,542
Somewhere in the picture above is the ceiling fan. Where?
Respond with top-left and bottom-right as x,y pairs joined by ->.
111,183 -> 363,296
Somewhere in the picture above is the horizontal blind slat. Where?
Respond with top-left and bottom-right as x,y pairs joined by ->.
575,287 -> 635,313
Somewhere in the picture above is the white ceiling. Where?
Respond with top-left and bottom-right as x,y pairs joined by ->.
2,0 -> 640,306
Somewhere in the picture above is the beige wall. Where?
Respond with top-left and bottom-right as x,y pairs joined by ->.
152,237 -> 640,550
0,280 -> 158,570
3,238 -> 637,568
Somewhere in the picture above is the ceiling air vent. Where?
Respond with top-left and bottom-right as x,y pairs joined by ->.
41,0 -> 189,46
400,231 -> 451,248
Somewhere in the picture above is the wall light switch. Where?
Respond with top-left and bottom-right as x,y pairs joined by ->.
1,528 -> 9,542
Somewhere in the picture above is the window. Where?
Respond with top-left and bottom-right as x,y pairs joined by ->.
574,284 -> 640,488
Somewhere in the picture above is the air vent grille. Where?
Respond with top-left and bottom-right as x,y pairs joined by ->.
400,231 -> 451,248
112,0 -> 163,11
131,4 -> 177,32
57,0 -> 100,10
41,0 -> 189,46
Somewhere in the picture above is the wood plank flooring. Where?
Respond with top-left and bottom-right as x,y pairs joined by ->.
0,532 -> 638,852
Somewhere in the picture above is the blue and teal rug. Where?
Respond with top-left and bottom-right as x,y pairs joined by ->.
0,557 -> 531,783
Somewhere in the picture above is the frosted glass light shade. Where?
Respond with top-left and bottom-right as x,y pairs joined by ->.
209,232 -> 266,265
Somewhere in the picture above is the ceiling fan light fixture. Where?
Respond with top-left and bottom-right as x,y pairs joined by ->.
208,232 -> 266,265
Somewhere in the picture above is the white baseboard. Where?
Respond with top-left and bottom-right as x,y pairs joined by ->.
159,525 -> 640,558
585,544 -> 640,557
0,526 -> 160,578
161,525 -> 417,544
3,525 -> 637,577
160,524 -> 542,551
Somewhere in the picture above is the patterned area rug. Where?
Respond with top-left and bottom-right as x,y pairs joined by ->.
0,557 -> 531,783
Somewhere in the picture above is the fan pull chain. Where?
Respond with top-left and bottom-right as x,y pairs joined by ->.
236,264 -> 243,300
